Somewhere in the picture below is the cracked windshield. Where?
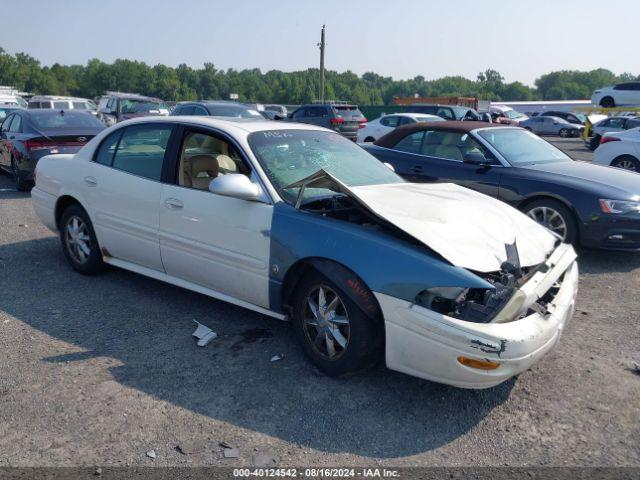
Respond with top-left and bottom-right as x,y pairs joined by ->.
248,129 -> 402,204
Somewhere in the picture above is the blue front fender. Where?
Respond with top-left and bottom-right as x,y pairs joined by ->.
268,202 -> 492,313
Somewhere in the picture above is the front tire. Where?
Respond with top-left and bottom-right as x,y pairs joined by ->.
559,128 -> 569,138
524,199 -> 578,245
59,204 -> 104,275
291,270 -> 383,377
611,155 -> 640,172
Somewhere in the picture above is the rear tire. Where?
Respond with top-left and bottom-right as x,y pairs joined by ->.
59,204 -> 104,275
611,155 -> 640,172
559,128 -> 569,138
600,97 -> 615,108
291,269 -> 383,377
11,157 -> 31,191
523,199 -> 578,245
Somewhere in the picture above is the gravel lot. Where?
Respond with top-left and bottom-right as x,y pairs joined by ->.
0,138 -> 638,468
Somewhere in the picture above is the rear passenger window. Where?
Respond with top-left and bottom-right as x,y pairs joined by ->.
394,131 -> 424,154
53,101 -> 69,109
111,124 -> 173,181
94,130 -> 123,166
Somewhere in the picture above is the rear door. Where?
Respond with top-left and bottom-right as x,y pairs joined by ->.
158,126 -> 273,307
82,122 -> 175,271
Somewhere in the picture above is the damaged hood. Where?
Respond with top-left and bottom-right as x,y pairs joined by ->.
285,170 -> 557,272
350,182 -> 557,272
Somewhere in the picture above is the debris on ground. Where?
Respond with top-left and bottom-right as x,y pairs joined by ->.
18,224 -> 28,227
94,467 -> 102,476
192,320 -> 217,347
146,450 -> 157,459
270,354 -> 284,362
628,363 -> 640,377
175,439 -> 202,455
223,448 -> 239,458
219,441 -> 233,449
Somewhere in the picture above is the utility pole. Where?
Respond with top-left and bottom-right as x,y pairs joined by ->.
318,25 -> 325,103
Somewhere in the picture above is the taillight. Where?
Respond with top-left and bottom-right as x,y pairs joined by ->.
330,117 -> 344,125
25,139 -> 57,151
358,118 -> 367,129
600,136 -> 621,145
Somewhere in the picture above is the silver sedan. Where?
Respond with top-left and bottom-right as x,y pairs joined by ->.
520,116 -> 584,137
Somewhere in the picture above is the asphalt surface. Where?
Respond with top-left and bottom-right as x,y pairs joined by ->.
0,138 -> 639,468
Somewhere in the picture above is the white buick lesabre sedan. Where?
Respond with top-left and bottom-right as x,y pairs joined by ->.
31,116 -> 578,388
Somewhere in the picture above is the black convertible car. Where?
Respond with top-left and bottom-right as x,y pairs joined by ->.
364,122 -> 640,250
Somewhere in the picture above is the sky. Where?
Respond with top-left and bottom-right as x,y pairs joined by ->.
2,0 -> 638,86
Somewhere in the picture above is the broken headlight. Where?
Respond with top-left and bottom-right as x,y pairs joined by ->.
415,269 -> 528,324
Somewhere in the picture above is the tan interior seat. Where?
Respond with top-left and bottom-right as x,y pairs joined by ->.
434,133 -> 463,161
185,154 -> 219,190
216,154 -> 237,174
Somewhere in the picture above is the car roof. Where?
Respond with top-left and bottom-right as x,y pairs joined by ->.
103,92 -> 163,101
115,115 -> 331,135
30,95 -> 91,102
374,121 -> 512,148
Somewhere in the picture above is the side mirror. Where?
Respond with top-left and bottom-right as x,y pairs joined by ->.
463,152 -> 489,165
208,174 -> 262,201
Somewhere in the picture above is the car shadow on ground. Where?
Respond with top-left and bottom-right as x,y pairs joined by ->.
576,248 -> 640,274
2,237 -> 517,458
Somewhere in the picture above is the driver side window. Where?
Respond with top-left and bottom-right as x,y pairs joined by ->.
177,130 -> 250,191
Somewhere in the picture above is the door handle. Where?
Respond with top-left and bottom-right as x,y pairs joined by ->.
164,198 -> 183,210
410,165 -> 424,173
84,176 -> 97,187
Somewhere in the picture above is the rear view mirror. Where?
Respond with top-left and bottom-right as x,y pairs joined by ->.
208,173 -> 262,201
463,152 -> 489,165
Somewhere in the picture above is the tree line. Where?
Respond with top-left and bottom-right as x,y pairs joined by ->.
0,48 -> 637,105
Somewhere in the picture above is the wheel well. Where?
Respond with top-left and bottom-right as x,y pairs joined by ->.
364,136 -> 375,142
54,195 -> 81,228
517,195 -> 581,240
281,258 -> 382,321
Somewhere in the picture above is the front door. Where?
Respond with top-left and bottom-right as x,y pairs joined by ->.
158,127 -> 273,308
402,129 -> 502,197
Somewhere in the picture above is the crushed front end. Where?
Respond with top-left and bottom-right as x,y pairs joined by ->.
377,242 -> 579,389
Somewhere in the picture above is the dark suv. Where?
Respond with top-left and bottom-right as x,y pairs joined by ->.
171,101 -> 263,119
405,104 -> 481,121
287,103 -> 365,141
97,92 -> 169,126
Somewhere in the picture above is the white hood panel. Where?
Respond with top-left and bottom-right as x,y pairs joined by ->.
350,182 -> 557,272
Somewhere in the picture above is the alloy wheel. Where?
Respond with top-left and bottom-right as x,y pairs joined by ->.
527,206 -> 568,240
613,159 -> 638,171
303,285 -> 350,360
64,215 -> 92,264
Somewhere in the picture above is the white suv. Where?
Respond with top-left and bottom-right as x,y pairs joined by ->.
591,82 -> 640,108
28,95 -> 97,114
